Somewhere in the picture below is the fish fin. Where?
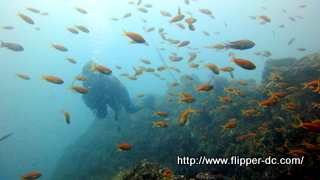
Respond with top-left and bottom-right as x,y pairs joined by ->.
88,62 -> 96,71
49,42 -> 54,48
0,40 -> 4,48
219,125 -> 226,131
223,42 -> 231,51
120,28 -> 127,36
40,74 -> 46,80
293,117 -> 303,128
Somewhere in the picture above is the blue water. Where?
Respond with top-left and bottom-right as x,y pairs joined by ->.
0,0 -> 319,179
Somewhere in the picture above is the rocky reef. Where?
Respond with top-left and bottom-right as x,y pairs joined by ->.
52,52 -> 320,180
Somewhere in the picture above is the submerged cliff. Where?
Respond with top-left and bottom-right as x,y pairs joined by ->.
52,52 -> 320,180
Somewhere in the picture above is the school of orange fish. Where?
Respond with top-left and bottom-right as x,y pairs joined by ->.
1,0 -> 319,179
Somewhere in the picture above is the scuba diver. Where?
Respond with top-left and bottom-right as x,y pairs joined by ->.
80,61 -> 155,122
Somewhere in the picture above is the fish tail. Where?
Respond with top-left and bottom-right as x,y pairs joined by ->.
120,28 -> 127,36
40,74 -> 46,80
49,42 -> 54,48
223,42 -> 231,51
88,62 -> 96,71
293,117 -> 303,128
219,125 -> 226,131
0,40 -> 6,48
151,122 -> 156,128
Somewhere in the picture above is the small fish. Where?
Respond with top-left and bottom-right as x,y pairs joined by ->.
17,12 -> 34,25
202,31 -> 210,36
65,57 -> 76,64
88,62 -> 112,74
1,26 -> 14,30
114,143 -> 132,152
15,73 -> 30,80
176,41 -> 190,49
224,39 -> 255,51
40,75 -> 64,84
137,7 -> 148,13
229,52 -> 256,70
74,24 -> 89,33
287,38 -> 296,46
40,12 -> 49,16
122,13 -> 132,19
60,110 -> 70,124
168,15 -> 185,25
296,48 -> 306,51
199,8 -> 212,14
74,76 -> 86,81
25,7 -> 40,13
68,86 -> 89,94
152,121 -> 168,128
66,27 -> 79,34
121,29 -> 146,44
50,42 -> 68,52
74,7 -> 87,14
1,40 -> 24,51
0,132 -> 13,142
220,122 -> 237,131
21,172 -> 42,180
160,10 -> 172,17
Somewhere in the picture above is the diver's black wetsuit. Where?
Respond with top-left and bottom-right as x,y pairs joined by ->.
81,62 -> 154,120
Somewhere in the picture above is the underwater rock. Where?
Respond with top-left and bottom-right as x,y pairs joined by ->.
112,159 -> 186,180
191,171 -> 224,180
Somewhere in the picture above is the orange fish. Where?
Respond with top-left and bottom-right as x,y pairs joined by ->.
219,66 -> 234,72
137,94 -> 145,97
50,42 -> 68,52
114,143 -> 132,152
229,52 -> 256,70
170,82 -> 179,86
157,66 -> 168,71
15,73 -> 30,80
195,84 -> 214,92
220,122 -> 237,131
74,76 -> 87,81
235,80 -> 247,85
218,105 -> 230,110
181,92 -> 192,97
203,63 -> 219,75
166,98 -> 173,102
40,75 -> 64,84
68,86 -> 89,94
168,14 -> 185,25
234,90 -> 246,98
219,97 -> 233,102
258,100 -> 277,108
236,134 -> 249,141
163,169 -> 173,177
153,111 -> 168,117
178,106 -> 195,127
65,58 -> 76,64
17,12 -> 35,25
121,29 -> 146,44
176,41 -> 190,49
60,110 -> 70,124
242,110 -> 259,117
178,96 -> 196,103
152,121 -> 168,128
89,62 -> 112,74
294,117 -> 320,131
287,149 -> 310,156
21,172 -> 42,180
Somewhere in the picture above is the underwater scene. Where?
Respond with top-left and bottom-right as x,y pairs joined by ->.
1,0 -> 320,179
